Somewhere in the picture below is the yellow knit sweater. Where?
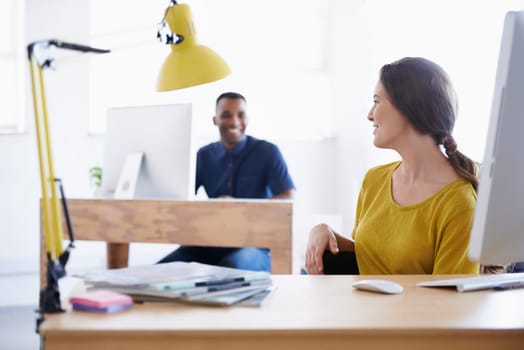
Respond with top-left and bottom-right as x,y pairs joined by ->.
352,161 -> 479,274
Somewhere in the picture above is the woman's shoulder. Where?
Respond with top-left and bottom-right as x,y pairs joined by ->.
360,161 -> 400,190
365,161 -> 401,178
437,179 -> 477,211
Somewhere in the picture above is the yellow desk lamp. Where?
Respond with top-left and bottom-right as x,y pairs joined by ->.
156,0 -> 231,91
28,0 -> 230,324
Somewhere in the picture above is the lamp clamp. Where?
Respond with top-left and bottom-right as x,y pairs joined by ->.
27,41 -> 57,70
157,19 -> 184,45
156,0 -> 185,45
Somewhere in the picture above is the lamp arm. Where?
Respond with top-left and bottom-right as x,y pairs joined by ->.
28,40 -> 110,329
55,178 -> 76,268
28,40 -> 111,69
28,39 -> 109,263
29,52 -> 67,322
47,39 -> 111,54
28,53 -> 63,262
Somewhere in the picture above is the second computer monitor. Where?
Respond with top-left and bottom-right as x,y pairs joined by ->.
468,11 -> 524,265
100,103 -> 193,200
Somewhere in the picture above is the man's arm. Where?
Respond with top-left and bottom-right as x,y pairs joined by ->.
265,142 -> 295,199
272,189 -> 295,199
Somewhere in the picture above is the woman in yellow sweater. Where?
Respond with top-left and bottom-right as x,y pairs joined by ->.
305,57 -> 480,275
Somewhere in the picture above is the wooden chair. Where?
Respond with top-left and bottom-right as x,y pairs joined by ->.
40,198 -> 293,286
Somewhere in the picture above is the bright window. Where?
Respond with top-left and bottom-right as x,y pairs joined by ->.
0,0 -> 25,134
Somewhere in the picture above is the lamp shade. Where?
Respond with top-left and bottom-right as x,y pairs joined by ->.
157,3 -> 231,91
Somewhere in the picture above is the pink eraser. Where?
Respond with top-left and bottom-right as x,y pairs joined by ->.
70,290 -> 133,308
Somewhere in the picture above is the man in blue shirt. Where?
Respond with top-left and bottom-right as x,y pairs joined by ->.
158,92 -> 295,271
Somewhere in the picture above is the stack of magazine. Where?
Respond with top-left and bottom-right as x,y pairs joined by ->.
74,261 -> 274,307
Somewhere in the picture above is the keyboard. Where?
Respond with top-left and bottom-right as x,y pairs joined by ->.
416,272 -> 524,292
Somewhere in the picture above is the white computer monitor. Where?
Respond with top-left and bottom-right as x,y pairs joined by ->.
468,11 -> 524,265
100,104 -> 193,199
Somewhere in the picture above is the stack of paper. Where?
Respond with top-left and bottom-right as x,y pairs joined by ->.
74,262 -> 274,306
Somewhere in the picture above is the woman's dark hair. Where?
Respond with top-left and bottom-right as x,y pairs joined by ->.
380,57 -> 479,191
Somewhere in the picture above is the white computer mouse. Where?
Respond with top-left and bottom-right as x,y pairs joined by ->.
352,279 -> 404,294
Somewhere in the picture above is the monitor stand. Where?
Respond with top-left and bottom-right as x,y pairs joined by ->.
114,152 -> 144,199
107,152 -> 144,268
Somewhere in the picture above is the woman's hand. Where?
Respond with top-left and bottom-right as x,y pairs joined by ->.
305,223 -> 339,274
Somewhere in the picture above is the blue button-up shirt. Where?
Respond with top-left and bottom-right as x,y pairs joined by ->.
195,135 -> 295,198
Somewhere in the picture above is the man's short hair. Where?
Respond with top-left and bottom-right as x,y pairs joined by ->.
216,92 -> 246,107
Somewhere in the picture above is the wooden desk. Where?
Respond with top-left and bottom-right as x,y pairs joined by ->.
40,275 -> 524,350
41,199 -> 293,286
